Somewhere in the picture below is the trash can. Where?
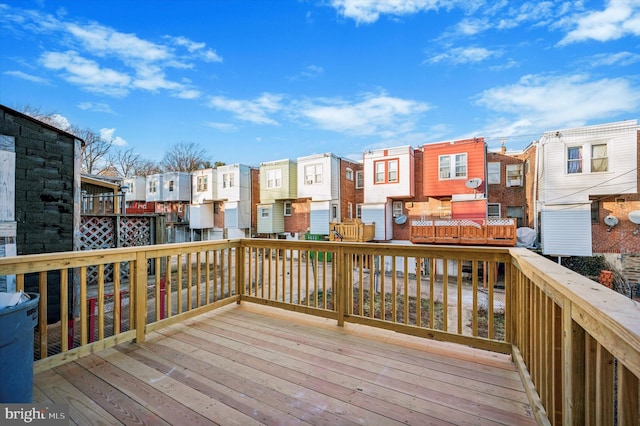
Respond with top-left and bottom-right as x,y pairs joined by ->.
0,293 -> 39,403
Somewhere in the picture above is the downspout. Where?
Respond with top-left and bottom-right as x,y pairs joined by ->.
533,139 -> 541,235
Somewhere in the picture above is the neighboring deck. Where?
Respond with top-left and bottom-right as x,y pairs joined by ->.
34,303 -> 535,425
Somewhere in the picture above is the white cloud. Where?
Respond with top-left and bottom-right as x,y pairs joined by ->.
169,36 -> 223,62
66,23 -> 170,62
99,128 -> 128,146
475,73 -> 640,133
208,93 -> 284,125
40,50 -> 131,96
426,46 -> 501,65
299,92 -> 430,137
3,70 -> 51,85
585,51 -> 640,67
77,102 -> 115,114
49,114 -> 71,131
330,0 -> 462,24
559,0 -> 640,44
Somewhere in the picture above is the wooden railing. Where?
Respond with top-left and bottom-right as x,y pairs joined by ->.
0,239 -> 638,425
329,219 -> 375,242
410,218 -> 517,246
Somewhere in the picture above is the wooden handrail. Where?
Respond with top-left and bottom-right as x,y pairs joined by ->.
0,239 -> 638,424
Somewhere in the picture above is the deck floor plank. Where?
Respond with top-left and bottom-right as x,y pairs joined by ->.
34,303 -> 536,425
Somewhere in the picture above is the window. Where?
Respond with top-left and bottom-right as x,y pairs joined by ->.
283,201 -> 292,216
261,208 -> 269,218
213,202 -> 220,214
374,158 -> 399,184
488,203 -> 501,218
168,180 -> 175,192
506,164 -> 523,187
331,204 -> 338,221
266,169 -> 282,189
178,203 -> 183,213
348,202 -> 353,219
525,159 -> 530,175
222,172 -> 234,188
355,170 -> 364,189
487,162 -> 500,184
591,144 -> 608,172
439,154 -> 467,179
148,180 -> 157,193
591,200 -> 599,223
304,164 -> 322,184
567,146 -> 583,174
345,167 -> 354,181
506,206 -> 524,227
197,176 -> 208,192
392,201 -> 403,217
356,203 -> 362,219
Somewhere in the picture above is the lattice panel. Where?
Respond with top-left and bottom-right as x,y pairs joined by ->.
80,217 -> 116,250
119,217 -> 151,248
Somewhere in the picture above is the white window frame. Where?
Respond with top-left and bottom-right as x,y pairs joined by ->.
222,172 -> 235,188
356,203 -> 362,219
149,180 -> 157,193
283,201 -> 292,216
197,176 -> 207,192
347,202 -> 353,219
374,158 -> 399,184
487,162 -> 500,184
591,143 -> 608,173
506,164 -> 523,187
168,180 -> 175,192
331,204 -> 338,221
439,153 -> 467,180
355,170 -> 364,189
392,201 -> 403,217
488,203 -> 501,218
261,207 -> 270,218
266,169 -> 282,189
345,167 -> 354,181
304,164 -> 322,185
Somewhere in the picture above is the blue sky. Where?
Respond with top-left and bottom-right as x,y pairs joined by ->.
1,0 -> 639,168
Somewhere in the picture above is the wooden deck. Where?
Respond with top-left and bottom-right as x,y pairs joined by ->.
34,303 -> 536,425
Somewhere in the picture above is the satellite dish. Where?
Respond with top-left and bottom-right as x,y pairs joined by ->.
629,210 -> 640,225
604,215 -> 618,227
394,214 -> 407,225
465,178 -> 482,189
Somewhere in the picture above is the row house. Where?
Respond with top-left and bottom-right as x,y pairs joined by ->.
486,145 -> 528,228
361,145 -> 415,241
190,164 -> 255,240
143,172 -> 191,242
536,120 -> 640,259
257,159 -> 299,237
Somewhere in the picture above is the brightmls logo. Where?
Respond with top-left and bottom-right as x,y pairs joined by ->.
2,404 -> 68,425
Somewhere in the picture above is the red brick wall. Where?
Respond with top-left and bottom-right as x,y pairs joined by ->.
339,158 -> 363,220
513,144 -> 537,228
284,199 -> 310,236
592,194 -> 640,254
486,151 -> 527,225
213,202 -> 224,228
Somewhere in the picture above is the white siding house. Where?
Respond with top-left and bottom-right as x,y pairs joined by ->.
162,172 -> 191,202
192,168 -> 217,204
217,164 -> 253,235
537,120 -> 638,256
122,176 -> 147,202
258,159 -> 297,235
362,145 -> 415,240
297,153 -> 340,235
146,174 -> 163,202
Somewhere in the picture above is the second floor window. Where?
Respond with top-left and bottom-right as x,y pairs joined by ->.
439,154 -> 467,179
591,144 -> 608,172
506,164 -> 523,187
304,164 -> 322,184
148,180 -> 157,193
345,167 -> 354,181
487,162 -> 500,184
222,172 -> 234,188
374,158 -> 399,184
168,180 -> 175,192
266,169 -> 282,189
567,146 -> 583,174
356,170 -> 364,188
197,176 -> 208,192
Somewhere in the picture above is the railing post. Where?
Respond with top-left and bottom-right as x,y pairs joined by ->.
563,298 -> 585,425
134,251 -> 147,343
236,243 -> 245,303
336,246 -> 345,327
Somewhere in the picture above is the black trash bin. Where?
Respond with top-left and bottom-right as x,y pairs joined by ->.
0,293 -> 39,403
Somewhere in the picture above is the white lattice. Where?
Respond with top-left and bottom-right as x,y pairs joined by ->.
80,217 -> 116,250
487,218 -> 515,226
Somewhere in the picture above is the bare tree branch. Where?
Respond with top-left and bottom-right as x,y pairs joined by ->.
161,142 -> 210,172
